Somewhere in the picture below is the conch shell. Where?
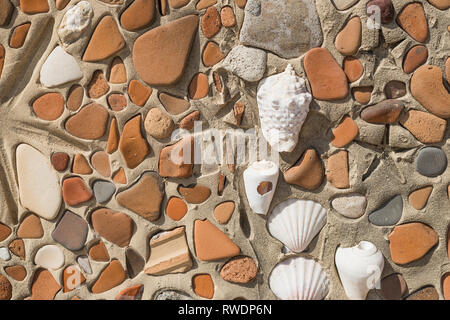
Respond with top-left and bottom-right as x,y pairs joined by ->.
257,64 -> 312,153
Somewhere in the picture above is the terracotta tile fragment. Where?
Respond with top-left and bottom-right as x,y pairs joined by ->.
396,3 -> 428,43
87,71 -> 110,99
159,137 -> 194,178
116,284 -> 144,300
221,6 -> 236,27
128,80 -> 152,107
17,213 -> 43,239
388,222 -> 438,264
91,260 -> 126,294
32,92 -> 64,121
119,115 -> 150,169
55,0 -> 70,10
63,265 -> 86,293
67,85 -> 83,111
194,219 -> 240,261
361,100 -> 404,124
403,45 -> 428,74
284,149 -> 324,190
132,15 -> 199,86
408,186 -> 432,210
213,71 -> 222,92
144,108 -> 174,139
220,256 -> 257,283
9,22 -> 31,48
20,0 -> 49,14
378,273 -> 408,300
89,241 -> 110,262
107,93 -> 127,111
0,0 -> 13,26
326,151 -> 349,189
116,173 -> 163,221
144,227 -> 192,275
112,168 -> 127,184
217,173 -> 225,196
83,16 -> 125,62
159,93 -> 190,115
201,6 -> 221,38
0,275 -> 11,300
0,222 -> 11,242
166,197 -> 188,221
72,154 -> 92,175
178,184 -> 211,204
52,211 -> 88,251
214,201 -> 235,224
196,0 -> 216,10
331,116 -> 358,147
234,0 -> 246,9
91,208 -> 133,247
343,56 -> 363,82
188,73 -> 209,100
30,269 -> 61,300
335,16 -> 361,56
62,177 -> 93,206
352,86 -> 372,104
399,110 -> 446,143
428,0 -> 450,9
233,102 -> 245,126
304,48 -> 348,101
9,239 -> 25,260
109,57 -> 127,84
180,110 -> 200,130
4,265 -> 27,281
202,41 -> 225,67
120,0 -> 155,31
107,118 -> 119,154
65,103 -> 109,140
193,274 -> 214,299
51,152 -> 69,172
406,286 -> 438,300
91,151 -> 111,177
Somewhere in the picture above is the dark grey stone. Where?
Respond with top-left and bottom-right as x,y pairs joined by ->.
125,248 -> 145,279
93,180 -> 116,204
415,147 -> 447,177
368,195 -> 403,226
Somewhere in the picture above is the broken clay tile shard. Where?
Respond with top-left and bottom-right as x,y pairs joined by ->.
132,15 -> 199,86
62,176 -> 93,206
408,186 -> 432,210
159,92 -> 190,115
19,0 -> 49,14
0,222 -> 11,242
30,268 -> 61,300
194,219 -> 240,261
120,0 -> 155,31
9,239 -> 25,260
166,197 -> 188,221
72,153 -> 92,175
83,16 -> 125,62
119,115 -> 150,169
91,208 -> 134,247
87,70 -> 110,99
159,136 -> 194,178
284,148 -> 324,190
213,201 -> 235,224
9,22 -> 31,49
144,227 -> 193,275
128,80 -> 152,107
192,274 -> 214,299
4,265 -> 27,282
89,240 -> 110,262
178,184 -> 211,204
116,284 -> 144,300
17,213 -> 43,239
116,172 -> 163,222
326,150 -> 350,189
91,260 -> 126,294
63,265 -> 86,293
65,103 -> 109,140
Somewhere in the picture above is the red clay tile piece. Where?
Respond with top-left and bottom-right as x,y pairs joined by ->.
62,177 -> 93,206
202,41 -> 225,67
159,136 -> 194,178
399,110 -> 446,144
0,275 -> 12,300
72,154 -> 92,175
91,151 -> 111,177
4,265 -> 27,282
326,151 -> 349,189
343,56 -> 363,82
67,85 -> 83,111
91,208 -> 133,247
403,45 -> 428,74
116,284 -> 144,300
201,6 -> 221,38
178,184 -> 211,204
396,3 -> 428,43
63,265 -> 86,293
408,186 -> 432,210
196,0 -> 216,10
32,92 -> 64,121
112,167 -> 127,184
17,213 -> 43,239
331,116 -> 359,147
89,241 -> 110,262
119,115 -> 150,169
91,260 -> 126,294
284,149 -> 324,190
361,100 -> 404,124
87,71 -> 110,99
9,22 -> 31,48
51,152 -> 69,172
214,201 -> 235,224
65,103 -> 109,140
188,73 -> 209,100
120,0 -> 155,31
20,0 -> 49,14
30,268 -> 61,300
109,57 -> 127,84
335,16 -> 361,56
107,118 -> 120,154
180,110 -> 200,130
128,80 -> 152,107
352,86 -> 372,104
166,197 -> 188,221
192,274 -> 214,299
107,93 -> 127,111
221,6 -> 236,27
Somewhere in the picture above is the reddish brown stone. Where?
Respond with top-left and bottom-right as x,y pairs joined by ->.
403,45 -> 428,74
188,73 -> 209,100
166,197 -> 188,221
326,151 -> 349,189
63,265 -> 86,293
128,80 -> 152,107
396,3 -> 428,43
109,57 -> 127,84
304,48 -> 348,101
214,201 -> 235,224
0,222 -> 11,242
116,284 -> 144,300
388,222 -> 438,264
284,149 -> 324,190
234,0 -> 246,8
120,0 -> 155,31
62,177 -> 93,206
170,0 -> 190,8
17,213 -> 43,239
443,273 -> 450,300
180,110 -> 200,130
9,22 -> 31,49
159,136 -> 194,178
89,241 -> 110,262
91,208 -> 133,247
196,0 -> 216,9
30,269 -> 61,300
331,116 -> 359,147
19,0 -> 49,14
202,41 -> 225,67
32,93 -> 64,121
343,57 -> 363,82
0,0 -> 13,26
220,256 -> 257,283
335,17 -> 361,56
399,110 -> 446,143
234,102 -> 245,126
221,6 -> 236,27
107,93 -> 127,111
9,239 -> 25,260
408,186 -> 432,210
72,154 -> 92,175
91,151 -> 111,177
0,275 -> 11,300
51,152 -> 69,172
112,167 -> 127,184
55,0 -> 70,10
107,118 -> 119,154
361,100 -> 404,124
159,93 -> 190,115
178,184 -> 211,204
201,6 -> 221,38
213,71 -> 222,92
87,71 -> 110,99
67,85 -> 83,111
144,108 -> 174,139
406,286 -> 438,300
91,260 -> 126,294
378,273 -> 408,300
65,103 -> 109,140
119,115 -> 150,169
83,16 -> 125,62
192,274 -> 214,299
218,173 -> 226,196
4,265 -> 27,282
352,86 -> 372,104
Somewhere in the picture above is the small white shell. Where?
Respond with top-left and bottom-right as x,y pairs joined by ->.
257,64 -> 312,153
243,160 -> 279,215
268,198 -> 327,253
269,256 -> 329,300
34,245 -> 65,270
335,241 -> 385,300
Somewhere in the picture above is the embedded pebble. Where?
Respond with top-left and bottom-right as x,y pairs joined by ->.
368,195 -> 403,226
188,73 -> 209,99
406,286 -> 438,300
72,154 -> 92,175
201,6 -> 221,38
156,290 -> 192,300
0,275 -> 12,300
193,274 -> 214,299
91,151 -> 111,177
32,92 -> 64,121
377,273 -> 408,300
403,45 -> 428,74
51,152 -> 69,172
335,16 -> 361,56
87,71 -> 110,99
202,41 -> 225,67
331,194 -> 367,219
361,100 -> 404,124
67,85 -> 83,111
63,265 -> 86,292
221,6 -> 236,27
399,110 -> 446,144
93,180 -> 116,204
166,197 -> 188,221
384,81 -> 406,99
34,245 -> 65,270
10,22 -> 31,48
56,0 -> 70,10
119,115 -> 150,169
415,147 -> 447,177
20,0 -> 49,14
178,184 -> 211,204
144,108 -> 174,139
52,211 -> 88,251
408,186 -> 432,210
77,255 -> 92,274
343,57 -> 363,82
120,0 -> 155,31
159,137 -> 194,178
9,239 -> 25,260
91,208 -> 133,247
30,269 -> 61,300
116,284 -> 144,300
107,93 -> 127,111
326,151 -> 350,189
58,1 -> 93,45
0,0 -> 13,26
0,223 -> 11,241
214,201 -> 235,224
62,177 -> 92,206
109,57 -> 127,83
128,80 -> 152,107
4,265 -> 27,281
89,241 -> 110,262
428,0 -> 450,9
222,45 -> 267,82
352,86 -> 373,104
40,46 -> 82,87
284,149 -> 324,190
0,247 -> 10,261
113,168 -> 127,184
220,256 -> 257,283
196,0 -> 216,9
65,103 -> 109,140
106,118 -> 119,154
331,116 -> 359,147
180,111 -> 200,130
17,214 -> 43,239
159,93 -> 190,115
396,3 -> 428,43
91,260 -> 126,294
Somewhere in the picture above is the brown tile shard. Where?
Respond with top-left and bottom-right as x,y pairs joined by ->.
388,222 -> 438,264
304,48 -> 348,101
62,177 -> 92,206
83,16 -> 125,62
0,222 -> 12,241
89,241 -> 110,262
378,273 -> 408,300
217,173 -> 226,196
67,85 -> 83,111
399,110 -> 446,143
0,275 -> 11,300
87,71 -> 110,99
213,71 -> 222,92
166,197 -> 188,221
120,0 -> 155,31
51,152 -> 69,172
214,201 -> 235,224
361,100 -> 404,124
220,256 -> 257,283
396,2 -> 428,43
17,213 -> 43,239
331,116 -> 358,147
326,151 -> 349,189
30,269 -> 61,300
4,265 -> 27,281
284,149 -> 324,190
192,274 -> 214,299
196,0 -> 216,10
202,41 -> 225,67
117,173 -> 163,222
72,154 -> 92,175
91,151 -> 111,177
91,260 -> 126,294
403,45 -> 428,74
65,103 -> 109,140
189,73 -> 209,100
406,286 -> 438,300
20,0 -> 49,14
63,265 -> 86,293
179,110 -> 200,130
343,56 -> 363,82
0,0 -> 13,26
116,284 -> 144,300
128,80 -> 152,107
91,208 -> 133,247
113,167 -> 127,184
352,86 -> 372,104
178,184 -> 211,204
106,118 -> 119,154
119,115 -> 150,169
32,92 -> 64,121
144,227 -> 192,275
335,17 -> 361,56
408,186 -> 432,210
201,6 -> 221,38
194,219 -> 240,261
9,22 -> 31,48
9,239 -> 25,260
132,15 -> 199,86
159,93 -> 190,115
159,137 -> 194,178
107,93 -> 127,111
109,57 -> 127,84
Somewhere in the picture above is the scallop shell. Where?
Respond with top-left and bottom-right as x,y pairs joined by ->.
243,160 -> 279,215
257,64 -> 312,153
269,256 -> 329,300
268,198 -> 327,253
335,241 -> 385,300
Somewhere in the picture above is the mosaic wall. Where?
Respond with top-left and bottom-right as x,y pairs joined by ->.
0,0 -> 449,300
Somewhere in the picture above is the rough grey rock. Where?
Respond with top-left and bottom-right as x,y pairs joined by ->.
93,180 -> 116,204
239,0 -> 322,59
415,147 -> 447,177
222,45 -> 267,82
368,195 -> 403,226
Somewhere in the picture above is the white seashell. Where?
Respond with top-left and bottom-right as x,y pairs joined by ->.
269,256 -> 329,300
243,160 -> 279,215
257,64 -> 312,153
34,245 -> 65,270
268,198 -> 327,253
58,1 -> 93,45
335,241 -> 385,300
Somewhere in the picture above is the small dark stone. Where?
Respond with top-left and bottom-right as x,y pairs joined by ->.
125,248 -> 145,279
361,100 -> 404,124
368,195 -> 403,226
384,81 -> 406,99
377,273 -> 408,300
52,211 -> 88,251
367,0 -> 394,24
93,180 -> 116,204
51,152 -> 70,172
415,147 -> 447,177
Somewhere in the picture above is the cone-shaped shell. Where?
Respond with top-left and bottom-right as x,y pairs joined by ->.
257,64 -> 312,153
243,160 -> 279,215
269,256 -> 329,300
335,241 -> 384,300
268,199 -> 327,253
